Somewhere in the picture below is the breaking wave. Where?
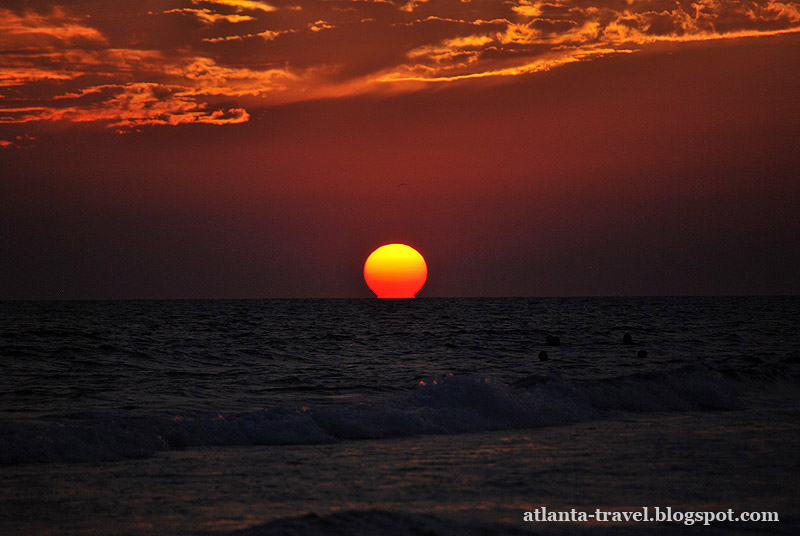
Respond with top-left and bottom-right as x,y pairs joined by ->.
1,365 -> 792,465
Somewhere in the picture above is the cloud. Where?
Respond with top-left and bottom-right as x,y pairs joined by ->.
1,1 -> 799,131
0,134 -> 35,149
2,51 -> 293,129
511,1 -> 544,18
192,0 -> 278,13
0,65 -> 79,88
169,56 -> 295,96
399,0 -> 429,13
309,19 -> 334,31
0,24 -> 293,131
379,46 -> 629,83
0,8 -> 107,49
201,28 -> 292,42
1,82 -> 250,131
406,33 -> 494,67
164,8 -> 256,25
378,0 -> 800,83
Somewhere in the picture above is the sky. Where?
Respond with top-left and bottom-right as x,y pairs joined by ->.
1,0 -> 799,299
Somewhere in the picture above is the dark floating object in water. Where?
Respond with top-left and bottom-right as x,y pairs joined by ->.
546,335 -> 560,346
538,351 -> 549,361
623,333 -> 632,344
637,349 -> 648,358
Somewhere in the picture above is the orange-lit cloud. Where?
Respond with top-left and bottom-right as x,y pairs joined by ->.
399,0 -> 430,13
0,134 -> 35,149
308,19 -> 334,31
164,8 -> 256,25
0,8 -> 107,48
0,82 -> 250,130
193,0 -> 279,13
1,1 -> 799,132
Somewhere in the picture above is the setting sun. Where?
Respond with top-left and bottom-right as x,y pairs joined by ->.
364,244 -> 428,298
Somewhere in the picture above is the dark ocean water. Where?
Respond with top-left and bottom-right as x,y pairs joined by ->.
1,297 -> 799,535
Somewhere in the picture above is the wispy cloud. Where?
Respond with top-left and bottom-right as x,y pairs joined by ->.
201,28 -> 293,42
0,8 -> 107,48
0,49 -> 293,130
375,0 -> 800,82
192,0 -> 278,13
0,133 -> 35,149
1,83 -> 250,130
164,8 -> 256,25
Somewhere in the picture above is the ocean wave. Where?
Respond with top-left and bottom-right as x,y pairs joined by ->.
0,366 -> 791,465
225,510 -> 532,536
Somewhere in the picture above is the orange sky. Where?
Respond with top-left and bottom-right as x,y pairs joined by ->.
1,1 -> 799,298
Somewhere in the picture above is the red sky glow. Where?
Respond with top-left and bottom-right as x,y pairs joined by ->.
2,1 -> 799,298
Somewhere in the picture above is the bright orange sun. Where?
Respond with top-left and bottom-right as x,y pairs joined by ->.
364,243 -> 428,298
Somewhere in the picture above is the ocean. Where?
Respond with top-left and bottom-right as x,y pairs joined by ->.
1,297 -> 798,535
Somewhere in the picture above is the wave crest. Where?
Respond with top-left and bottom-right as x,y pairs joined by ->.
0,366 -> 776,465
